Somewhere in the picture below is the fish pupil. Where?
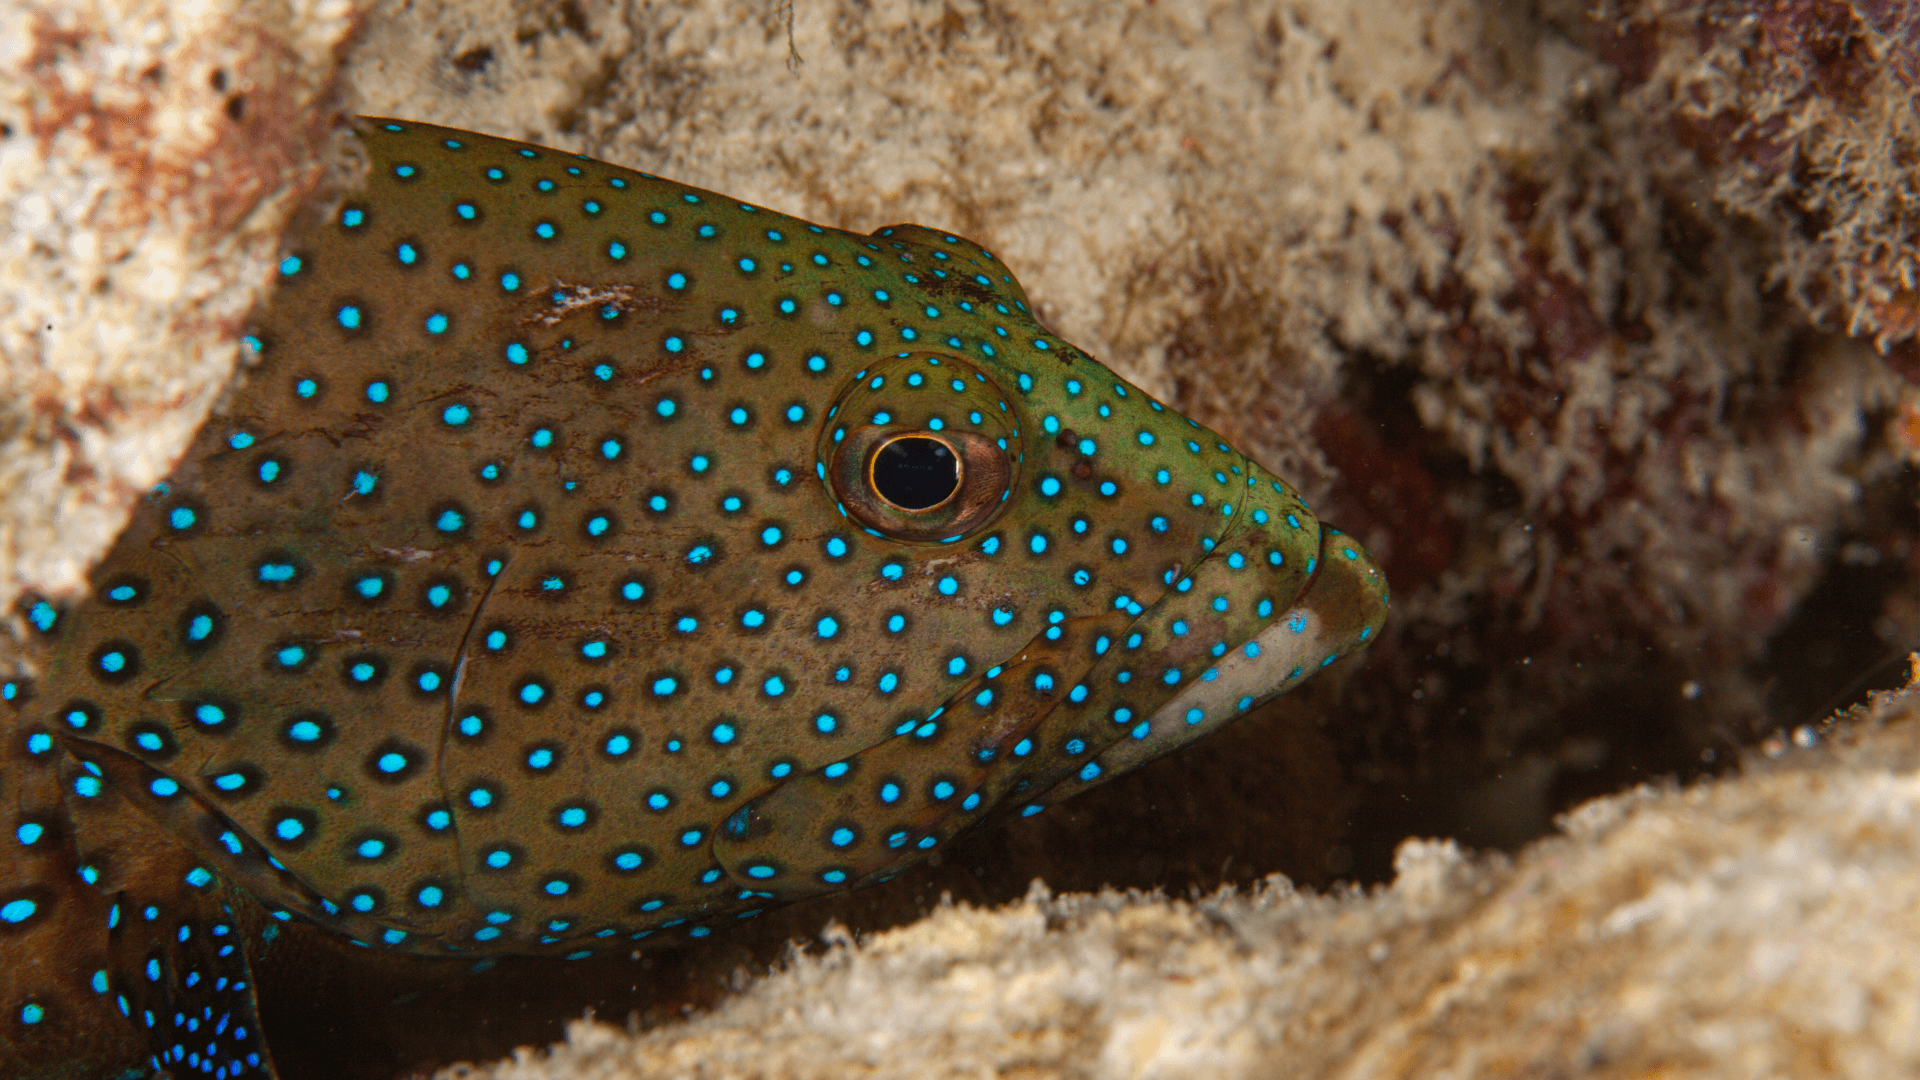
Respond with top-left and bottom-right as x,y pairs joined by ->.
872,436 -> 958,510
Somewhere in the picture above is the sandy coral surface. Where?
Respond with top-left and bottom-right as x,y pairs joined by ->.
440,684 -> 1920,1080
0,0 -> 360,620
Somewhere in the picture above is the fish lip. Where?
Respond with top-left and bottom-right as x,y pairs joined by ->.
1102,462 -> 1328,725
1148,515 -> 1389,727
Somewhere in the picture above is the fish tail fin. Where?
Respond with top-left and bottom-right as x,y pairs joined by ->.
60,747 -> 279,1079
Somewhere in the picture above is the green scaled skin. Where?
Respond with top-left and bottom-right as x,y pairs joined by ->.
0,118 -> 1388,1078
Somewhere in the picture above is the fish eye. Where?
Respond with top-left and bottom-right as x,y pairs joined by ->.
870,435 -> 960,511
829,425 -> 1010,541
819,352 -> 1021,542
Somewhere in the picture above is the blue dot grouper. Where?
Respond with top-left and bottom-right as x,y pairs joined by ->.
0,118 -> 1387,1077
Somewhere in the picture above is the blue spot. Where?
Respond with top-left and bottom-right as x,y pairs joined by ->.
1,899 -> 36,923
27,601 -> 58,631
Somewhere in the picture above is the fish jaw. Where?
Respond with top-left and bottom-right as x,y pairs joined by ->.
712,449 -> 1388,894
933,454 -> 1390,822
1151,526 -> 1388,728
1055,523 -> 1388,809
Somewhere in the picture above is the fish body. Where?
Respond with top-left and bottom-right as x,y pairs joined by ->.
0,118 -> 1386,1077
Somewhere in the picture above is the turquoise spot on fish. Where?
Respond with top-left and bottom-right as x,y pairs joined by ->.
2,117 -> 1387,1079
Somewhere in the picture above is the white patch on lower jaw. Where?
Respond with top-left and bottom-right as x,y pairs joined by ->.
1149,606 -> 1344,732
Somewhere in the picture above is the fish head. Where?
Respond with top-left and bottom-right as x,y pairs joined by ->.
715,226 -> 1389,893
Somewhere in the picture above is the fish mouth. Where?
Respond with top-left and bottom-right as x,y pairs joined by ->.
973,459 -> 1387,816
1153,525 -> 1385,718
